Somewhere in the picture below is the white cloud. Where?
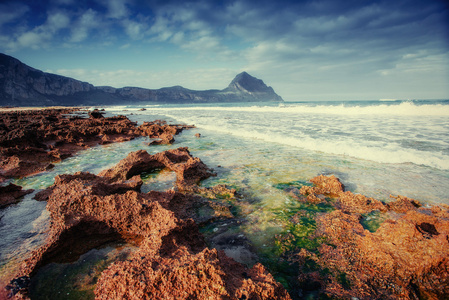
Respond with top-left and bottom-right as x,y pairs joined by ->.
17,31 -> 43,48
104,0 -> 129,19
46,12 -> 70,31
122,19 -> 147,40
7,11 -> 71,50
70,9 -> 98,42
0,2 -> 29,26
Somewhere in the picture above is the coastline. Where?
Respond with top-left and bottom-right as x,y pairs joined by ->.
1,107 -> 448,299
0,106 -> 81,112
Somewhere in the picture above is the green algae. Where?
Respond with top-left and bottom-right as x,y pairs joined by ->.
273,180 -> 313,191
336,271 -> 351,290
360,210 -> 386,233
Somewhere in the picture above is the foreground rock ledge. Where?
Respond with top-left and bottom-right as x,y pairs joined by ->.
6,147 -> 291,300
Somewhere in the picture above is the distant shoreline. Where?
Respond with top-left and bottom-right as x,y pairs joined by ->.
0,106 -> 81,112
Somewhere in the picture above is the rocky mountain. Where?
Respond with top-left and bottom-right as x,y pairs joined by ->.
0,53 -> 283,106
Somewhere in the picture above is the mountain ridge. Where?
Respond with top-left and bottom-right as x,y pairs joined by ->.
0,53 -> 283,106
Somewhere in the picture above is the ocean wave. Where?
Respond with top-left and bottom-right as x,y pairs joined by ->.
150,101 -> 449,116
183,122 -> 449,170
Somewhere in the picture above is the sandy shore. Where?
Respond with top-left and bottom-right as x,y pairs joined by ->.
0,106 -> 81,112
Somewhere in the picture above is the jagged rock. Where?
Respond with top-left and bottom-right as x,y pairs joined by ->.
0,109 -> 192,182
337,191 -> 387,214
98,148 -> 216,191
299,174 -> 345,197
96,246 -> 290,300
289,175 -> 449,299
386,194 -> 422,213
0,183 -> 34,208
88,109 -> 104,119
7,148 -> 288,299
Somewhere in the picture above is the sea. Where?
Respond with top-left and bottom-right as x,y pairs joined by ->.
1,99 -> 449,297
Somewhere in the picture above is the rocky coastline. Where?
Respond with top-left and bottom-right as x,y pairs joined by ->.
1,108 -> 448,299
0,108 -> 193,206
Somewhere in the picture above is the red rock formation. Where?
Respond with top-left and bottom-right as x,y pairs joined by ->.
98,147 -> 223,194
0,183 -> 34,208
6,148 -> 290,300
337,191 -> 387,214
299,174 -> 345,197
0,109 -> 193,183
293,175 -> 449,300
96,246 -> 290,300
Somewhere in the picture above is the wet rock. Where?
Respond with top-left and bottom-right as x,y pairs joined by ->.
98,147 -> 216,191
5,276 -> 30,298
290,175 -> 449,300
0,109 -> 193,181
8,148 -> 289,299
337,191 -> 387,214
387,194 -> 422,213
88,109 -> 104,119
299,175 -> 344,197
96,246 -> 290,300
0,183 -> 34,208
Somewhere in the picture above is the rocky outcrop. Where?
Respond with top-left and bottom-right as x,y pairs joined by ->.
281,175 -> 449,299
0,109 -> 192,184
0,183 -> 34,208
6,148 -> 290,299
0,53 -> 283,106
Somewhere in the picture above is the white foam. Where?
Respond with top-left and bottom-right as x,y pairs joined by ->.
195,123 -> 449,170
151,102 -> 449,116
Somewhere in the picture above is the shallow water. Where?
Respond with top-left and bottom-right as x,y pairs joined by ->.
1,100 -> 448,298
29,244 -> 136,300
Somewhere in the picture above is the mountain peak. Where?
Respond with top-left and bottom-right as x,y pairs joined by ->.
229,72 -> 263,91
225,72 -> 283,101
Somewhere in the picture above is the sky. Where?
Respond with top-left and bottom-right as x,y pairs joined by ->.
0,0 -> 448,101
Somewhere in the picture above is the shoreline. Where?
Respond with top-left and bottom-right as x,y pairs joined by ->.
1,108 -> 291,300
0,106 -> 82,112
1,108 -> 449,299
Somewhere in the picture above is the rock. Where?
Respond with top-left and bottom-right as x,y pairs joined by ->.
7,148 -> 289,299
0,109 -> 193,181
289,175 -> 449,299
0,183 -> 34,208
88,109 -> 104,119
386,194 -> 422,213
300,175 -> 344,197
96,247 -> 290,300
98,147 -> 216,191
337,191 -> 387,214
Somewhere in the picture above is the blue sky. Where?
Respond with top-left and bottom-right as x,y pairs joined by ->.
0,0 -> 448,101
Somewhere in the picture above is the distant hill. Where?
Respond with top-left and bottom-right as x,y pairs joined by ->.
0,53 -> 283,106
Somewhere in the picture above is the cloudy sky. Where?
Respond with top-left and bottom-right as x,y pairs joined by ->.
1,0 -> 448,101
